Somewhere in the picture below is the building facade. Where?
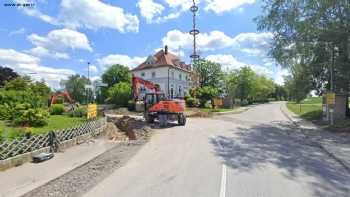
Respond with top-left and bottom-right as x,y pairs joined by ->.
131,46 -> 192,99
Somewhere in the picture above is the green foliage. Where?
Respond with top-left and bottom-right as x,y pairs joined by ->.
107,82 -> 132,107
13,105 -> 49,127
4,76 -> 31,91
193,59 -> 223,88
61,74 -> 91,104
196,86 -> 219,107
50,104 -> 65,115
287,102 -> 322,121
67,107 -> 87,118
185,97 -> 200,107
225,67 -> 276,103
256,0 -> 350,95
102,64 -> 131,87
0,66 -> 18,87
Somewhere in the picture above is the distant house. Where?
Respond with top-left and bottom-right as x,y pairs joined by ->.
131,46 -> 192,99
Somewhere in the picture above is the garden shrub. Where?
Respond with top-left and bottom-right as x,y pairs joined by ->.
67,107 -> 87,117
185,97 -> 200,107
107,82 -> 132,107
50,104 -> 65,115
13,106 -> 49,127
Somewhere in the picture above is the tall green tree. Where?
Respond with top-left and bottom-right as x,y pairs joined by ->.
256,0 -> 350,111
193,59 -> 223,88
102,64 -> 131,87
0,66 -> 18,87
61,75 -> 90,104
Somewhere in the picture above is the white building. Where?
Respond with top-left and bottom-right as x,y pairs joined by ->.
131,46 -> 192,99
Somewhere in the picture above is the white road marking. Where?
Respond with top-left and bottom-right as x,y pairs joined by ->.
212,135 -> 227,197
220,164 -> 227,197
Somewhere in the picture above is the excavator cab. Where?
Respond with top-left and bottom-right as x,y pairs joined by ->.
144,92 -> 165,111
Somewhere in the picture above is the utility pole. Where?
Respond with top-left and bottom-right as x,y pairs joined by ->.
87,62 -> 91,104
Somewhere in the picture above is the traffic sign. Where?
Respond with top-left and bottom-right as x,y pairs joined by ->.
87,104 -> 97,119
326,92 -> 335,105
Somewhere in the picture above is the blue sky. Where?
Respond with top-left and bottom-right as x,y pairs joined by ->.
0,0 -> 287,88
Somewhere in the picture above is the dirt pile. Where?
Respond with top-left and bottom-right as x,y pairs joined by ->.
105,122 -> 128,141
109,116 -> 152,140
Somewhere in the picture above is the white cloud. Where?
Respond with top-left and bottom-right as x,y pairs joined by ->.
233,32 -> 273,56
28,28 -> 92,52
27,47 -> 70,60
98,54 -> 146,69
0,48 -> 75,88
15,0 -> 139,33
59,0 -> 139,33
137,0 -> 164,23
15,0 -> 59,25
206,54 -> 272,75
274,68 -> 289,85
162,29 -> 235,52
164,0 -> 195,11
161,30 -> 273,56
205,0 -> 255,14
88,65 -> 98,73
9,28 -> 26,36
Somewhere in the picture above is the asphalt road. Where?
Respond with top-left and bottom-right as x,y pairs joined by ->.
84,102 -> 350,197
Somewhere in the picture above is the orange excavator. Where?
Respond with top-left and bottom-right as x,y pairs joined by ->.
49,90 -> 78,110
132,76 -> 186,127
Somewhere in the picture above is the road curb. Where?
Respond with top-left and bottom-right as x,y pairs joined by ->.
280,103 -> 350,172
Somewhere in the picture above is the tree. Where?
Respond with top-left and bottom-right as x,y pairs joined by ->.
30,80 -> 51,98
107,82 -> 132,107
4,76 -> 31,91
256,0 -> 350,112
193,59 -> 223,88
0,66 -> 18,87
196,86 -> 219,108
61,75 -> 90,104
102,64 -> 131,87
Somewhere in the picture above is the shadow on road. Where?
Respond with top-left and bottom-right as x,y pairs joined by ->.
210,121 -> 350,197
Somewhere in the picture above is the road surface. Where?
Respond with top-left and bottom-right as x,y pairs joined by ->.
84,102 -> 350,197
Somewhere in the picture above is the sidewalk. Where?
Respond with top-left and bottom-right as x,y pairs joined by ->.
0,137 -> 117,197
281,103 -> 350,171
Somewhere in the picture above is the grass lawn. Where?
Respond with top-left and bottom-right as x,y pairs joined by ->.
287,102 -> 322,121
0,115 -> 86,139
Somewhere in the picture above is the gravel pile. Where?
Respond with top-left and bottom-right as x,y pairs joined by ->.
21,140 -> 148,197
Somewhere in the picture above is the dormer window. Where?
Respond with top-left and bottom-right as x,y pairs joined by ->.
145,55 -> 156,65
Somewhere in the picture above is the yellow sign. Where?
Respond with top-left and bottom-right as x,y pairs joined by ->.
213,98 -> 223,106
87,104 -> 97,119
326,93 -> 335,105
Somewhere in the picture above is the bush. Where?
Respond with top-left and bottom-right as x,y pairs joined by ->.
0,103 -> 13,120
50,104 -> 65,115
107,82 -> 132,107
241,99 -> 249,106
185,97 -> 200,107
67,107 -> 87,117
128,100 -> 135,111
13,106 -> 49,127
197,87 -> 219,108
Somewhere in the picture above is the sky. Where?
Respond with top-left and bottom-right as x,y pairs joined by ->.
0,0 -> 288,89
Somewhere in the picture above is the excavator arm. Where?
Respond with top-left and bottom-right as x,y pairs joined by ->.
50,90 -> 75,106
132,76 -> 159,100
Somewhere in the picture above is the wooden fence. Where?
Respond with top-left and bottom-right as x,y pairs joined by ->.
0,118 -> 106,161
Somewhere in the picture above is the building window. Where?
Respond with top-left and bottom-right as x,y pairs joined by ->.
152,72 -> 156,78
141,72 -> 145,77
179,74 -> 182,80
171,71 -> 174,79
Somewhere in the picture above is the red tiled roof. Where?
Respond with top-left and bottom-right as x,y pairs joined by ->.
131,49 -> 191,72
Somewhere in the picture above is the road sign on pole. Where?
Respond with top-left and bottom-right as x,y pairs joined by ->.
87,104 -> 97,119
326,92 -> 335,105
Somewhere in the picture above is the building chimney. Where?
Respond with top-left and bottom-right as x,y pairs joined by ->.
164,45 -> 168,54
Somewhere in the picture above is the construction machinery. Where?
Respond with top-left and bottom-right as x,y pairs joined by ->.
49,90 -> 78,110
132,76 -> 186,127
